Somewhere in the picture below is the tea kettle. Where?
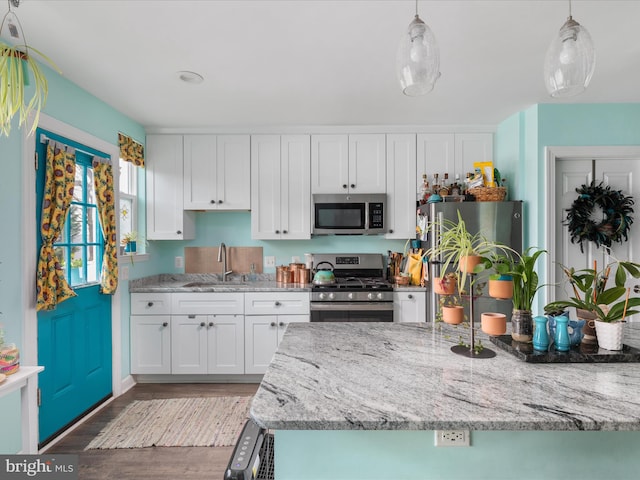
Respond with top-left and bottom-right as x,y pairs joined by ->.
312,261 -> 335,285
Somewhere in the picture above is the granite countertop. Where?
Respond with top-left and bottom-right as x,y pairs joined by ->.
129,274 -> 426,293
129,274 -> 312,293
250,322 -> 640,432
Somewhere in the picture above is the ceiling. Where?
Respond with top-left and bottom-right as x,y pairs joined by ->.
8,0 -> 640,130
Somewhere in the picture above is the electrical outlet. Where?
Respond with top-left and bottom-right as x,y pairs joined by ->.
434,430 -> 470,447
292,256 -> 300,263
121,266 -> 129,280
175,256 -> 184,268
264,256 -> 276,268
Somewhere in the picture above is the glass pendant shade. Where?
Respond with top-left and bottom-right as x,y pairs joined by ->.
544,16 -> 596,97
397,15 -> 440,96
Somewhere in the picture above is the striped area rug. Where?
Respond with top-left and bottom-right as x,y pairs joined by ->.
85,396 -> 252,450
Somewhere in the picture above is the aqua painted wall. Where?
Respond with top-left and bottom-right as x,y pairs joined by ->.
275,429 -> 640,480
0,63 -> 144,453
494,103 -> 640,314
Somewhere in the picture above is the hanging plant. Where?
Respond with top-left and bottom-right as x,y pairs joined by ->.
565,181 -> 634,253
1,5 -> 60,136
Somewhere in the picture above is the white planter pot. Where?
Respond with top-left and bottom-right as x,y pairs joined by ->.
594,320 -> 624,351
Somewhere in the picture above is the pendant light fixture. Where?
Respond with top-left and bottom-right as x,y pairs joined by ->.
543,0 -> 595,98
397,0 -> 440,96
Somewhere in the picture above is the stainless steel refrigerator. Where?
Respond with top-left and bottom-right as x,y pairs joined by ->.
419,201 -> 523,322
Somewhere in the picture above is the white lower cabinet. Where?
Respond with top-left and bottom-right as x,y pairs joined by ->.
171,313 -> 245,374
244,292 -> 310,374
130,293 -> 173,374
394,291 -> 427,323
245,315 -> 309,374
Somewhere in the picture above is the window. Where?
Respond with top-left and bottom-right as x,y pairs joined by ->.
54,156 -> 103,287
119,158 -> 138,254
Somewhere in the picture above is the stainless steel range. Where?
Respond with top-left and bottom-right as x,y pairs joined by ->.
310,253 -> 393,322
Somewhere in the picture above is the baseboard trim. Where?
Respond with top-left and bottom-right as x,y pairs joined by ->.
133,374 -> 264,384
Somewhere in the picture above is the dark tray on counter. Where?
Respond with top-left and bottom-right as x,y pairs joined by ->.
489,335 -> 640,363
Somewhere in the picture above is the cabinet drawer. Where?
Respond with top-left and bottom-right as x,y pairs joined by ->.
172,292 -> 244,315
131,293 -> 172,315
245,292 -> 310,315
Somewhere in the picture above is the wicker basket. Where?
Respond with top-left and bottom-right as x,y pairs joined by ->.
468,186 -> 507,202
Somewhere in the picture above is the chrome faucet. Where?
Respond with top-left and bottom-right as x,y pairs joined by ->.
217,242 -> 233,282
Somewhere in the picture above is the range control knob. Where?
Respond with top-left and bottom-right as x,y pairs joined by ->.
328,293 -> 335,300
347,292 -> 354,300
377,293 -> 383,300
367,293 -> 374,300
319,293 -> 326,300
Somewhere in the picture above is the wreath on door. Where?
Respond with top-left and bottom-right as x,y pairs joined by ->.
565,181 -> 634,252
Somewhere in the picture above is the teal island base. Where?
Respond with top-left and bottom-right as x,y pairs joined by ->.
274,430 -> 640,480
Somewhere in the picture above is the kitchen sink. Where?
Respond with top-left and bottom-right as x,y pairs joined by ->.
182,281 -> 247,287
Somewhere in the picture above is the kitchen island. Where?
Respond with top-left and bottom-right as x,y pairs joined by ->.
250,322 -> 640,479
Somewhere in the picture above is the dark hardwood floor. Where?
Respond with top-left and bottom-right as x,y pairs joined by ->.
44,383 -> 260,480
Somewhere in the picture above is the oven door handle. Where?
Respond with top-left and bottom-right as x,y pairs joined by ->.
310,302 -> 394,311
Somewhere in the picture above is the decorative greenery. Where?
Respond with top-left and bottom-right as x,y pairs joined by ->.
120,231 -> 138,247
0,41 -> 60,136
545,259 -> 640,323
70,255 -> 83,269
425,210 -> 504,295
565,181 -> 634,253
477,247 -> 547,312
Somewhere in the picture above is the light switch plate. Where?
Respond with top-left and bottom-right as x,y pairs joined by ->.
264,256 -> 276,268
175,256 -> 184,268
121,266 -> 129,280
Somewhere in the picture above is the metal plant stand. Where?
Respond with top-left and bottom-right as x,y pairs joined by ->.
451,273 -> 496,359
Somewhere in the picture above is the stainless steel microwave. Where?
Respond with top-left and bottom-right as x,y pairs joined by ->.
312,193 -> 386,235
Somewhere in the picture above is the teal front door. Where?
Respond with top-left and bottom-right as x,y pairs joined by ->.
35,129 -> 113,445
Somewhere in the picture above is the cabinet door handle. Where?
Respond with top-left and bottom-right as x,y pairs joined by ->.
275,301 -> 281,306
177,230 -> 182,235
270,322 -> 277,327
162,322 -> 168,327
218,200 -> 223,204
275,229 -> 280,234
200,321 -> 206,327
209,322 -> 214,327
210,199 -> 215,204
279,321 -> 285,327
188,314 -> 196,319
350,184 -> 355,189
147,302 -> 154,307
342,184 -> 347,189
389,229 -> 393,234
408,294 -> 413,299
282,230 -> 287,234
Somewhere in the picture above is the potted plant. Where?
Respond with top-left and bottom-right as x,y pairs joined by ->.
70,254 -> 83,284
544,260 -> 640,350
478,247 -> 547,343
121,231 -> 138,254
0,39 -> 60,136
432,272 -> 457,295
425,210 -> 501,296
438,293 -> 465,325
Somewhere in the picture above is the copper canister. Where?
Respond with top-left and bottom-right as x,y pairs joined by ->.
289,263 -> 305,284
297,267 -> 311,284
276,265 -> 292,283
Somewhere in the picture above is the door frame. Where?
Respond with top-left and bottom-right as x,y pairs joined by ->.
21,112 -> 123,397
545,145 -> 640,305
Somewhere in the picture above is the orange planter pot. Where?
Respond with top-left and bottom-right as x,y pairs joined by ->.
433,276 -> 456,295
459,255 -> 482,274
481,312 -> 507,336
442,306 -> 464,325
488,278 -> 513,299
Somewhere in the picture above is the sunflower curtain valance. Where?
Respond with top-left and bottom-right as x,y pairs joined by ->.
118,132 -> 144,167
36,141 -> 77,311
93,156 -> 119,294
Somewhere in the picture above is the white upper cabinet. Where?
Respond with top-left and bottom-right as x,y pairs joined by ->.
251,135 -> 311,240
183,134 -> 251,210
417,133 -> 493,188
385,134 -> 417,239
146,134 -> 195,240
311,134 -> 386,194
454,133 -> 494,179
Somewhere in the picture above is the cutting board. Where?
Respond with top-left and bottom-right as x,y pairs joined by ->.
184,247 -> 263,274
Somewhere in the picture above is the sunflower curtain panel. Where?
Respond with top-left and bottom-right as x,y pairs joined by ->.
36,141 -> 77,311
93,157 -> 119,294
118,132 -> 144,167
